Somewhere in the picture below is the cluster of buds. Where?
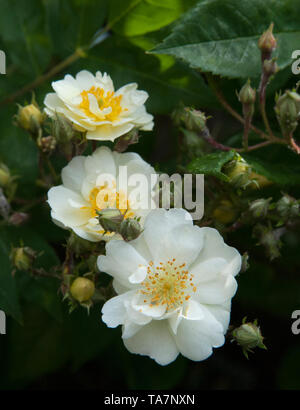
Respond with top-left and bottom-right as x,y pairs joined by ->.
37,135 -> 57,154
97,208 -> 142,242
275,90 -> 300,138
231,318 -> 267,359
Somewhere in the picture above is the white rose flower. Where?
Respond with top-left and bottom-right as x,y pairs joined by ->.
47,146 -> 157,242
99,209 -> 241,365
44,70 -> 154,141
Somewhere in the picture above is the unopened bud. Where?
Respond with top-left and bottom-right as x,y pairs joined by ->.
275,90 -> 300,136
0,163 -> 11,187
212,199 -> 237,225
120,218 -> 142,241
249,198 -> 272,218
263,58 -> 278,76
17,104 -> 44,134
223,154 -> 252,189
276,194 -> 299,219
258,23 -> 277,55
70,277 -> 95,303
97,208 -> 124,233
174,107 -> 207,132
37,135 -> 57,153
232,318 -> 267,359
238,80 -> 256,105
10,246 -> 37,271
52,113 -> 77,143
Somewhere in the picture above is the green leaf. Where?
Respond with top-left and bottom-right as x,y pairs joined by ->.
44,0 -> 108,56
108,0 -> 196,37
0,0 -> 51,77
2,225 -> 60,322
2,306 -> 69,388
79,35 -> 216,114
187,150 -> 235,180
152,0 -> 300,78
65,306 -> 115,370
0,117 -> 39,197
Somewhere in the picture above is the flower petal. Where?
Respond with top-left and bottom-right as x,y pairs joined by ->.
175,306 -> 225,361
86,123 -> 134,142
123,320 -> 179,365
195,227 -> 242,277
61,156 -> 86,193
47,185 -> 90,227
194,273 -> 238,305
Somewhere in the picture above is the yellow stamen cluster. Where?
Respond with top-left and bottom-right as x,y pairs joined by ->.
83,185 -> 135,219
140,259 -> 196,312
79,86 -> 124,122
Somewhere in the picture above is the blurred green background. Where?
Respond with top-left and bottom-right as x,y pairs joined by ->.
0,0 -> 300,390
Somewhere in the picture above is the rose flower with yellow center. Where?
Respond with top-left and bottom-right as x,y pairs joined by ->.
44,70 -> 154,142
47,147 -> 157,242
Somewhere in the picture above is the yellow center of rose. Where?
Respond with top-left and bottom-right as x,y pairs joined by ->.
83,185 -> 135,220
79,86 -> 124,122
140,259 -> 197,312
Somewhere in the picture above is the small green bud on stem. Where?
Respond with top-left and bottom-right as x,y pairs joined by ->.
275,90 -> 300,139
231,318 -> 267,359
10,246 -> 37,271
70,277 -> 95,303
16,103 -> 44,135
258,23 -> 277,61
120,218 -> 142,241
97,208 -> 124,233
223,154 -> 252,189
173,106 -> 208,132
238,80 -> 256,150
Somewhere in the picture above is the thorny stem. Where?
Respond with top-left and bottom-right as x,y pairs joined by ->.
258,70 -> 275,138
200,126 -> 276,153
